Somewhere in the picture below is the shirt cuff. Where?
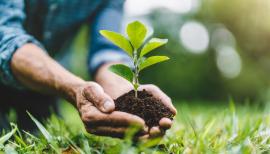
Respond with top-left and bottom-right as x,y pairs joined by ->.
88,50 -> 133,76
0,34 -> 44,89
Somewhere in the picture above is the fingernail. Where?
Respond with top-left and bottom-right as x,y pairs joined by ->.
103,100 -> 114,111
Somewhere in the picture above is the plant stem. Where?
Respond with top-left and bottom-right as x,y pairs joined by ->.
133,49 -> 139,98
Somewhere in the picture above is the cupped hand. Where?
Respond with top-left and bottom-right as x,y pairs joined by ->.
138,84 -> 177,138
75,82 -> 148,138
95,63 -> 177,139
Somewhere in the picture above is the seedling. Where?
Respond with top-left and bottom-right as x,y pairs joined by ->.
100,21 -> 169,98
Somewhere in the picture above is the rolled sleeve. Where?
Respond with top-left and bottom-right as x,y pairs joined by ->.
88,0 -> 132,75
89,49 -> 132,73
0,0 -> 43,89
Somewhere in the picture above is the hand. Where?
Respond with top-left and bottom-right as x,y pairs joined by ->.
95,63 -> 177,138
138,84 -> 177,138
75,81 -> 148,138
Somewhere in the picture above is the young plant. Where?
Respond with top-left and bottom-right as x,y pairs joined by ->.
100,21 -> 169,98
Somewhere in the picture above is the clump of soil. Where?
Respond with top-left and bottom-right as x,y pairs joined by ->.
114,90 -> 174,127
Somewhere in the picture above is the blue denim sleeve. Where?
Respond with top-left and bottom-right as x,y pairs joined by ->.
88,0 -> 132,75
0,0 -> 43,89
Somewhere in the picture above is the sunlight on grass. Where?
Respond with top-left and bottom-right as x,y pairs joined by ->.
0,101 -> 270,153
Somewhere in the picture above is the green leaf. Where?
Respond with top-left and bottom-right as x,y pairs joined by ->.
100,30 -> 133,57
0,123 -> 17,145
140,38 -> 168,57
109,64 -> 134,83
139,56 -> 169,71
27,111 -> 53,143
127,21 -> 147,50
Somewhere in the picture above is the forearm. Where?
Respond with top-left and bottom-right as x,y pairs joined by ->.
95,62 -> 133,99
11,43 -> 85,103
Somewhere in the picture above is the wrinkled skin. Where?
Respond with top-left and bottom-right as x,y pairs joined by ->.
11,44 -> 177,139
77,63 -> 177,138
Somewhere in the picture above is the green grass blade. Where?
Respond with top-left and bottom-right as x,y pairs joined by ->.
14,135 -> 27,148
0,123 -> 17,145
65,136 -> 85,154
202,119 -> 216,139
27,111 -> 53,143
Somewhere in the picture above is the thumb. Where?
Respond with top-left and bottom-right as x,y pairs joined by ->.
83,82 -> 115,113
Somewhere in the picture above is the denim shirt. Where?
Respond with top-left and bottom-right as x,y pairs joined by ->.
0,0 -> 130,89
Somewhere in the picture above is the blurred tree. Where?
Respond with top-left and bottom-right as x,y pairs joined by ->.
139,5 -> 270,102
69,0 -> 270,102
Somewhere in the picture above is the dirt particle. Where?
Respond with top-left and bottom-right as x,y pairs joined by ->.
114,90 -> 174,127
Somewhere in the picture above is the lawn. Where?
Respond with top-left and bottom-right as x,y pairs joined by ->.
1,100 -> 270,154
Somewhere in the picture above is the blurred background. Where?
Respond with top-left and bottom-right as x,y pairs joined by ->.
71,0 -> 270,104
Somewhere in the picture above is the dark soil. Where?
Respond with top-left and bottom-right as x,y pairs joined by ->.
114,90 -> 174,127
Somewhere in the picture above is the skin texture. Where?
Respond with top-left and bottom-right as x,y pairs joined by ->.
11,43 -> 177,138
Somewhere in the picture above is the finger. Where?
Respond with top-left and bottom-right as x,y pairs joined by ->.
83,106 -> 147,129
138,134 -> 150,141
83,82 -> 115,113
87,126 -> 127,138
159,118 -> 173,130
139,85 -> 177,115
149,126 -> 164,138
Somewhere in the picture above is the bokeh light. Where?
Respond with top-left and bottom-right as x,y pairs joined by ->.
122,0 -> 270,101
124,0 -> 198,16
179,21 -> 209,54
216,46 -> 242,79
211,26 -> 236,50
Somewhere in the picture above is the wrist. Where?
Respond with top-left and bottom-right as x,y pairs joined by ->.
94,62 -> 133,99
94,62 -> 122,81
59,76 -> 86,104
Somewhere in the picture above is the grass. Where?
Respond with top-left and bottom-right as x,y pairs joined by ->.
1,100 -> 270,154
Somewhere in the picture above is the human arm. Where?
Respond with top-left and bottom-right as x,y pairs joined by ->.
11,44 -> 147,137
0,0 -> 146,138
